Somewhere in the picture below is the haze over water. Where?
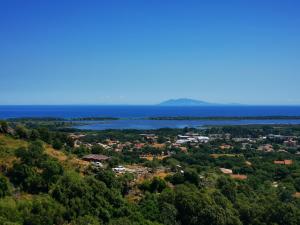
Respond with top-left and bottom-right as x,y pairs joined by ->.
1,105 -> 300,130
1,105 -> 300,119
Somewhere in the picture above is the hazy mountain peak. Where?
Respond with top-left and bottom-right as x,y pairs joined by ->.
159,98 -> 215,106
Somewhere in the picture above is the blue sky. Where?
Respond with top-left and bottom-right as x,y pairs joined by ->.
0,0 -> 300,105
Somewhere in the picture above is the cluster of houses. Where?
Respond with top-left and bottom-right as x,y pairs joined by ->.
75,130 -> 299,189
70,131 -> 299,158
81,153 -> 151,176
175,133 -> 210,145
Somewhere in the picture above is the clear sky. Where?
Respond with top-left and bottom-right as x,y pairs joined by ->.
0,0 -> 300,105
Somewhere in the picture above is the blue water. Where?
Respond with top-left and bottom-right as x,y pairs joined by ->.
1,105 -> 300,130
74,119 -> 300,130
1,105 -> 300,118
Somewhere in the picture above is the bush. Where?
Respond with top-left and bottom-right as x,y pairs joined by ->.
0,175 -> 9,198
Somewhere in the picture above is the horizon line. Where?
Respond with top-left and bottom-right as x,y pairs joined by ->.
0,104 -> 300,107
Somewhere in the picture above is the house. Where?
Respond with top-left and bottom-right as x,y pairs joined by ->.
197,136 -> 210,143
293,192 -> 300,198
284,139 -> 297,147
134,143 -> 145,149
232,138 -> 251,142
152,143 -> 165,149
277,149 -> 288,153
69,133 -> 86,139
106,140 -> 119,146
185,132 -> 199,136
268,134 -> 285,140
245,161 -> 252,166
208,134 -> 223,140
219,144 -> 232,150
220,168 -> 233,174
175,139 -> 190,144
82,154 -> 110,162
241,143 -> 251,150
230,174 -> 247,180
274,160 -> 293,165
176,134 -> 209,144
74,140 -> 82,148
179,147 -> 188,153
140,134 -> 157,141
258,144 -> 273,152
224,133 -> 231,140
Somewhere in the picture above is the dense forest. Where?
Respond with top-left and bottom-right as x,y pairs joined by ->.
1,120 -> 300,225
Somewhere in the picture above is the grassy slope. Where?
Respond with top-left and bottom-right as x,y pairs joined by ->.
0,134 -> 88,171
0,134 -> 28,149
0,134 -> 27,168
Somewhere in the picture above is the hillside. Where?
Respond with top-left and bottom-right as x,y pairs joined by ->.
0,134 -> 87,171
1,121 -> 300,225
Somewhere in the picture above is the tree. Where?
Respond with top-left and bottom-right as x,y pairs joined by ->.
51,172 -> 123,223
294,177 -> 300,191
15,141 -> 45,166
275,166 -> 290,180
73,146 -> 90,157
158,202 -> 178,225
95,169 -> 120,189
184,169 -> 199,186
9,163 -> 45,193
149,177 -> 167,193
30,129 -> 40,141
10,142 -> 62,193
0,197 -> 22,224
118,173 -> 134,196
217,176 -> 237,203
52,139 -> 63,150
174,185 -> 242,225
139,177 -> 166,193
15,125 -> 29,139
144,159 -> 160,170
0,121 -> 8,134
72,215 -> 102,225
41,159 -> 64,187
0,175 -> 9,198
22,195 -> 65,225
264,201 -> 300,225
139,193 -> 160,222
91,146 -> 105,154
66,137 -> 74,148
166,173 -> 185,185
37,127 -> 52,143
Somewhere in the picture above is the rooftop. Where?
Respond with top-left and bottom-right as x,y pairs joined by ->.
82,154 -> 110,162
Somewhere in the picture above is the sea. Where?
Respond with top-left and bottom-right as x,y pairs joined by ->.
1,105 -> 300,130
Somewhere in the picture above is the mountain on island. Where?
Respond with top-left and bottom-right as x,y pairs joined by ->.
158,98 -> 219,106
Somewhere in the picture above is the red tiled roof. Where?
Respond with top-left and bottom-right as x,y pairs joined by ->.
274,160 -> 293,165
82,154 -> 110,161
230,174 -> 247,180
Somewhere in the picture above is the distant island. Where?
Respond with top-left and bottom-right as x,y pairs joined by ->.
148,116 -> 300,120
158,98 -> 220,106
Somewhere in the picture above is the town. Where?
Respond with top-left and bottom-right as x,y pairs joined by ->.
69,126 -> 300,183
1,120 -> 300,225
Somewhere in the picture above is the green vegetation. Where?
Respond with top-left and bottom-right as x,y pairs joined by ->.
1,120 -> 300,224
